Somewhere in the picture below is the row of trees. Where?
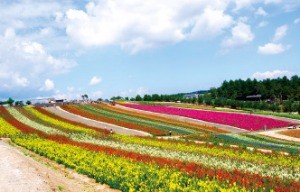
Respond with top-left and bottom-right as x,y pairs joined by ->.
211,76 -> 300,101
197,95 -> 300,114
0,98 -> 31,106
111,93 -> 189,103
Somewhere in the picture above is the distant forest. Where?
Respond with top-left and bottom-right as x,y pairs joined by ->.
210,76 -> 300,101
121,76 -> 300,113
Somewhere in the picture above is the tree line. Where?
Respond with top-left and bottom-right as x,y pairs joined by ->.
0,98 -> 31,106
115,76 -> 300,114
211,76 -> 300,101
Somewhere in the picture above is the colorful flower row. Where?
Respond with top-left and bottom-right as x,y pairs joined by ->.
22,107 -> 103,137
0,115 -> 21,137
7,107 -> 67,135
97,103 -> 227,133
82,104 -> 194,134
217,133 -> 299,152
34,107 -> 110,134
61,105 -> 167,135
13,135 -> 248,192
122,103 -> 293,130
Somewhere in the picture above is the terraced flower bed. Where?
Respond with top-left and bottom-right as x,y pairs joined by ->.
61,105 -> 175,136
1,106 -> 300,191
122,103 -> 294,131
96,103 -> 227,133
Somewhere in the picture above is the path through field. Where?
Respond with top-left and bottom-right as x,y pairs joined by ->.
45,106 -> 151,136
258,128 -> 300,143
0,139 -> 117,192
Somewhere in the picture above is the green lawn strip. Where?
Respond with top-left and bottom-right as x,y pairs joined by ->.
215,134 -> 299,154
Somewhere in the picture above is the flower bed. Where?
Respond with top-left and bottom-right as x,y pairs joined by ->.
98,103 -> 227,133
123,103 -> 293,130
1,106 -> 300,191
61,105 -> 168,136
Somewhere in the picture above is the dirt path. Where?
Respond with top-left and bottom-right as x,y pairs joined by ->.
45,106 -> 151,137
257,128 -> 300,143
0,139 -> 117,192
114,104 -> 247,133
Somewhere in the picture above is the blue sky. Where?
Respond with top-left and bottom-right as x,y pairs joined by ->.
0,0 -> 299,100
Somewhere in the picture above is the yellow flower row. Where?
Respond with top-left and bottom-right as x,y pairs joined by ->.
0,117 -> 21,137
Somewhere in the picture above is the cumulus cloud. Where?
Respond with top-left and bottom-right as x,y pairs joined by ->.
53,92 -> 81,100
91,91 -> 103,99
255,7 -> 268,16
273,25 -> 288,42
120,87 -> 148,97
258,21 -> 268,27
40,79 -> 55,91
0,29 -> 75,93
65,0 -> 233,53
89,76 -> 102,85
294,18 -> 300,24
232,0 -> 280,11
222,21 -> 254,48
258,43 -> 289,54
252,70 -> 295,80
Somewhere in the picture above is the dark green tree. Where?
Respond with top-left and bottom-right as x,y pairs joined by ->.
7,98 -> 14,106
135,95 -> 142,101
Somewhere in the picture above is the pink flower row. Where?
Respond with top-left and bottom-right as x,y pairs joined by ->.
123,104 -> 293,131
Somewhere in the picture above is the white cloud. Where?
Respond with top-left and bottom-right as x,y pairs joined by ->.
255,7 -> 268,16
65,1 -> 233,53
91,91 -> 103,99
258,21 -> 268,27
258,43 -> 289,54
273,25 -> 288,42
53,92 -> 81,100
120,87 -> 148,97
222,21 -> 254,48
12,73 -> 29,87
252,70 -> 295,80
40,79 -> 55,91
136,87 -> 148,96
89,76 -> 102,85
264,0 -> 281,4
67,86 -> 75,92
294,18 -> 300,24
0,29 -> 75,93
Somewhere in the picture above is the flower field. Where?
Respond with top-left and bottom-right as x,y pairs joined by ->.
122,103 -> 294,131
95,103 -> 228,133
1,105 -> 300,191
61,104 -> 224,135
